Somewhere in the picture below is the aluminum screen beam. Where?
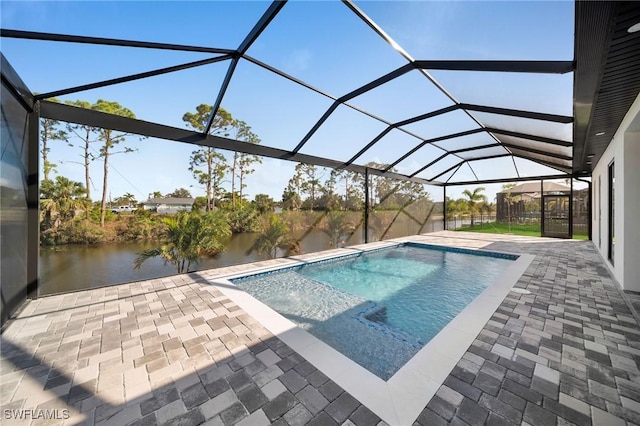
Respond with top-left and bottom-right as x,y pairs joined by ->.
1,53 -> 34,111
487,128 -> 573,147
0,29 -> 235,55
429,161 -> 468,182
446,163 -> 464,183
243,56 -> 430,151
386,128 -> 485,171
342,0 -> 522,154
347,103 -> 571,167
409,143 -> 505,177
512,156 -> 521,178
35,55 -> 233,100
39,101 -> 431,185
291,63 -> 414,154
203,1 -> 286,136
429,154 -> 512,181
342,1 -> 413,63
243,55 -> 335,99
345,104 -> 458,165
445,173 -> 573,186
237,1 -> 286,55
410,154 -> 456,178
242,55 -> 399,128
342,0 -> 577,177
510,154 -> 571,173
414,60 -> 574,74
466,163 -> 480,182
459,104 -> 573,123
203,58 -> 239,135
499,143 -> 572,161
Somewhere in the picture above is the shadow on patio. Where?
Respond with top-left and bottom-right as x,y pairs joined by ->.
1,232 -> 639,426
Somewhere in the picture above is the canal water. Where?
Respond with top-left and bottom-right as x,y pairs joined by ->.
39,231 -> 343,295
39,218 -> 445,295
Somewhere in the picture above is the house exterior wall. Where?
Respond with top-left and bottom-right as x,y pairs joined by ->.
157,204 -> 192,214
142,203 -> 192,214
591,92 -> 640,292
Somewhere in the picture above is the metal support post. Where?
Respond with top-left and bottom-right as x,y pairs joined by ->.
364,168 -> 369,243
588,181 -> 592,240
540,179 -> 544,237
443,186 -> 447,230
27,101 -> 40,299
569,177 -> 574,239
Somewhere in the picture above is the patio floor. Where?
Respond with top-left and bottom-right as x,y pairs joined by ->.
1,231 -> 639,425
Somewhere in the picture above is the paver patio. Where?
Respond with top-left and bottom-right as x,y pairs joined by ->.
1,231 -> 639,425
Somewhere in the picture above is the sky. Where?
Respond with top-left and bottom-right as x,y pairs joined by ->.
1,0 -> 579,203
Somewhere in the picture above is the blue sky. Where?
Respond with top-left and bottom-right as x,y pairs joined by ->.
1,1 -> 576,203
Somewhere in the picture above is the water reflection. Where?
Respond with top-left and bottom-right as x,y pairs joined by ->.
40,217 -> 444,295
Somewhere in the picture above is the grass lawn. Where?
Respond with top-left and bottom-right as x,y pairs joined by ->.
456,222 -> 588,240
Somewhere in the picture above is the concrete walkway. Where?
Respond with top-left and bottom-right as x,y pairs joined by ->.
1,232 -> 639,425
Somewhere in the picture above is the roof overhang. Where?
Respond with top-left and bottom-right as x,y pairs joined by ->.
573,1 -> 640,174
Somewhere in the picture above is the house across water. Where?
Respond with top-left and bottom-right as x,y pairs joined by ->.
142,197 -> 194,214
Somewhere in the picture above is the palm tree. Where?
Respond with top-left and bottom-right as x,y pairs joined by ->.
251,214 -> 290,259
40,176 -> 90,232
134,211 -> 231,273
502,183 -> 518,232
322,210 -> 355,248
462,187 -> 487,227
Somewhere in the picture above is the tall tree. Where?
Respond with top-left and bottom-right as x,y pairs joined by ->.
281,187 -> 302,211
92,100 -> 136,227
182,104 -> 233,211
65,100 -> 98,200
230,120 -> 262,209
40,97 -> 66,181
283,166 -> 304,210
329,169 -> 363,210
364,162 -> 394,208
296,163 -> 323,210
166,188 -> 192,198
462,186 -> 487,227
318,172 -> 341,210
189,150 -> 227,211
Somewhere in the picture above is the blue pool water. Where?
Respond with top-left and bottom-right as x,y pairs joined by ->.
233,243 -> 517,379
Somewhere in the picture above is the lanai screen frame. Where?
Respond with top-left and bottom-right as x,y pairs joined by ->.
1,0 -> 588,298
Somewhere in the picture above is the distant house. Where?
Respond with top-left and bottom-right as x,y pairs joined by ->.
496,182 -> 569,222
142,197 -> 194,214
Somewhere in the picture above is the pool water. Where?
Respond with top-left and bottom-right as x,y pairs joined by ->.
233,243 -> 516,380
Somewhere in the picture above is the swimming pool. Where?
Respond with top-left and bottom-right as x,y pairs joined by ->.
211,238 -> 533,425
231,243 -> 518,380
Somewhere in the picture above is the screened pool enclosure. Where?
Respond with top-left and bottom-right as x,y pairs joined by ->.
4,1 -> 637,323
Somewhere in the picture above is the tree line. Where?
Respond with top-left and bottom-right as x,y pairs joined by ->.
446,187 -> 494,227
39,99 -> 441,271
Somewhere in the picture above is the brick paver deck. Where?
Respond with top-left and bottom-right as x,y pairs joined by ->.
1,232 -> 639,425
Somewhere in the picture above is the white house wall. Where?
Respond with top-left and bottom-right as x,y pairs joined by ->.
591,92 -> 640,292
